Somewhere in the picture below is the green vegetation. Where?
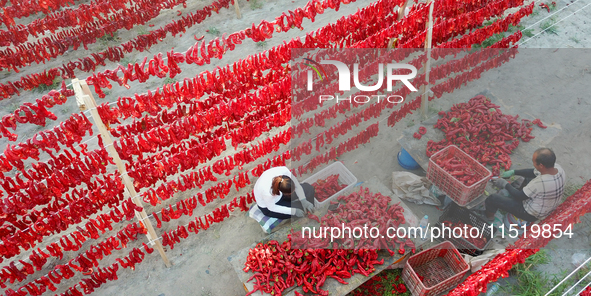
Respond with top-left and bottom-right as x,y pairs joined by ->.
347,269 -> 410,295
33,77 -> 62,93
501,250 -> 551,296
163,77 -> 177,85
502,250 -> 591,296
569,35 -> 581,44
98,32 -> 119,43
522,29 -> 535,38
256,41 -> 268,48
207,26 -> 221,36
119,57 -> 138,66
249,0 -> 264,10
540,18 -> 559,35
137,25 -> 150,36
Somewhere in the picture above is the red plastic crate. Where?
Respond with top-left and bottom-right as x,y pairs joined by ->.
427,145 -> 491,207
402,241 -> 470,296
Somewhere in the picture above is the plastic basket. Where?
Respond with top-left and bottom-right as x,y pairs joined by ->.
427,145 -> 491,207
402,241 -> 470,296
302,161 -> 357,207
434,204 -> 497,256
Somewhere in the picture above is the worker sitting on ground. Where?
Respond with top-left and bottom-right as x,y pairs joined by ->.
483,148 -> 566,223
253,166 -> 315,219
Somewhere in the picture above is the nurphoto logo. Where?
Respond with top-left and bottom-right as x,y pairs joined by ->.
304,59 -> 418,92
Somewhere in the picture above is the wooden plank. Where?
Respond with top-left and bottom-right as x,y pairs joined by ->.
420,0 -> 435,120
71,78 -> 87,111
234,0 -> 242,19
73,79 -> 172,268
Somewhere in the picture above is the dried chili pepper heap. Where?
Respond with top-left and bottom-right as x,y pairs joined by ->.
292,187 -> 415,256
243,238 -> 383,296
435,154 -> 483,186
426,95 -> 546,176
311,174 -> 347,202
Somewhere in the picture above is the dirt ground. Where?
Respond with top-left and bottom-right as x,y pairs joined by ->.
1,0 -> 591,295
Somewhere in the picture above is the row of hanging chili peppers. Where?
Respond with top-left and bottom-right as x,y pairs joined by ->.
0,0 -> 134,46
0,82 -> 73,141
0,173 -> 135,262
2,146 -> 289,293
0,0 -> 77,27
0,0 -> 363,98
141,131 -> 291,207
0,146 -> 114,233
0,0 -> 233,98
0,0 -> 188,71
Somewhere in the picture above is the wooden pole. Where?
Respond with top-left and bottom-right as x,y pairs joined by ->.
233,0 -> 241,19
72,79 -> 172,268
420,0 -> 434,120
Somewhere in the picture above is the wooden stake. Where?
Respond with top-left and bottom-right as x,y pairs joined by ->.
420,0 -> 434,120
233,0 -> 242,19
72,79 -> 171,268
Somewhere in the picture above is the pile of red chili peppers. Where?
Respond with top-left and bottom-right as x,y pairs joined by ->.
434,153 -> 484,186
427,95 -> 547,176
292,187 -> 415,256
243,238 -> 383,296
311,174 -> 347,202
441,221 -> 487,249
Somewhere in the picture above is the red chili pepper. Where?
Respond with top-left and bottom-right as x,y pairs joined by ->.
308,213 -> 320,223
539,3 -> 550,12
419,126 -> 427,135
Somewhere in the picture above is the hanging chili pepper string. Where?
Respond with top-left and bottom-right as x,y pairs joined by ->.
0,0 -> 141,47
0,0 -> 190,71
0,174 -> 127,263
0,0 -> 366,99
2,217 -> 146,287
121,105 -> 290,190
135,147 -> 290,224
0,141 -> 116,208
8,239 -> 155,296
0,134 -> 114,207
519,0 -> 584,32
0,0 -> 78,27
108,67 -> 290,138
295,47 -> 518,172
108,72 -> 289,156
0,0 -> 234,99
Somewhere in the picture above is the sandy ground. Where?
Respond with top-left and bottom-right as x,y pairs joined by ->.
1,0 -> 591,295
